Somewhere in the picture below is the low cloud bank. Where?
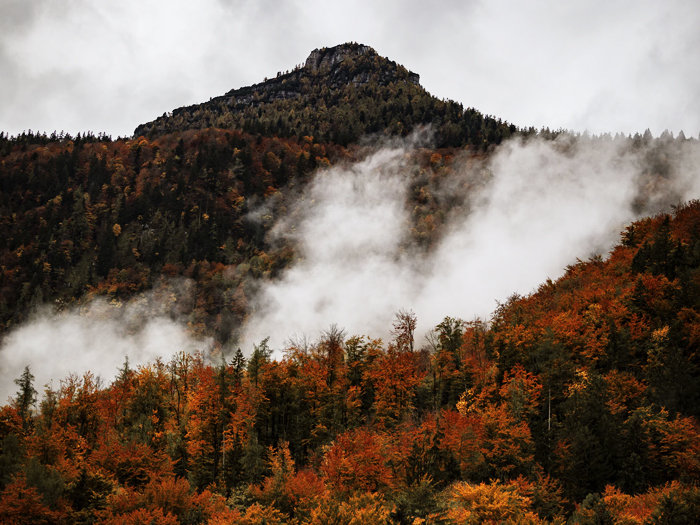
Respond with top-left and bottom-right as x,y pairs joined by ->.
243,134 -> 700,352
3,133 -> 700,397
0,287 -> 213,403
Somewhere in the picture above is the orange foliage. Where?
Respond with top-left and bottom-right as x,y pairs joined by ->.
100,475 -> 223,524
440,409 -> 485,477
91,438 -> 174,488
321,428 -> 394,494
305,492 -> 390,525
185,359 -> 226,474
604,370 -> 645,415
659,415 -> 700,481
600,481 -> 700,524
100,507 -> 178,525
499,364 -> 542,421
479,404 -> 535,480
252,441 -> 325,516
365,350 -> 425,427
224,387 -> 256,444
461,321 -> 493,387
233,503 -> 286,525
0,405 -> 23,442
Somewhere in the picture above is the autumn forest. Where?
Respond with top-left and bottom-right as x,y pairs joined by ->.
2,43 -> 700,524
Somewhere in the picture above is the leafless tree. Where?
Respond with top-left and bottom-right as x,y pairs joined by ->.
321,324 -> 347,386
392,309 -> 417,353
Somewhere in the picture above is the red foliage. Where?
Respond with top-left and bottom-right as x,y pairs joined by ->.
0,477 -> 65,524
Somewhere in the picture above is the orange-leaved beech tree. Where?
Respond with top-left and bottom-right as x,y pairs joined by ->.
186,354 -> 229,490
250,440 -> 324,518
320,428 -> 394,495
0,476 -> 66,525
365,343 -> 426,428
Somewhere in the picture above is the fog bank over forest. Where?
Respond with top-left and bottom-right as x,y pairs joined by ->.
2,131 -> 700,398
245,131 -> 700,350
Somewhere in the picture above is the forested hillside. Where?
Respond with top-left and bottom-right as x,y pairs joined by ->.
0,125 -> 690,341
2,42 -> 700,524
3,204 -> 700,523
0,128 -> 486,339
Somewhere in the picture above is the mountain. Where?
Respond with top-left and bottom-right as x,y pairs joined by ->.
3,43 -> 700,524
0,44 -> 694,342
134,43 -> 519,148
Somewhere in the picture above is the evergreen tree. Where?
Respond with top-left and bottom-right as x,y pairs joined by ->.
231,348 -> 246,386
247,337 -> 272,389
14,366 -> 36,430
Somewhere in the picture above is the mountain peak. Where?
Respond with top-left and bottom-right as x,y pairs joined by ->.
132,43 -> 515,148
302,42 -> 420,86
304,43 -> 374,72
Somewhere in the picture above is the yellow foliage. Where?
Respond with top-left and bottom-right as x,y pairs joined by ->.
234,503 -> 286,525
304,492 -> 391,525
445,481 -> 544,525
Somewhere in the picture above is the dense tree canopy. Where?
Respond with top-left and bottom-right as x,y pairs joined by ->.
2,203 -> 700,522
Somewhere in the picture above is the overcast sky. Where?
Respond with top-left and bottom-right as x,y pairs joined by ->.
1,0 -> 699,139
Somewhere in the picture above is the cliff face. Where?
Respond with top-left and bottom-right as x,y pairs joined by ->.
134,43 -> 421,138
303,43 -> 419,86
305,44 -> 372,71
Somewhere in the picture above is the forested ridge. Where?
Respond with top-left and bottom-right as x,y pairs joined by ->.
2,42 -> 700,524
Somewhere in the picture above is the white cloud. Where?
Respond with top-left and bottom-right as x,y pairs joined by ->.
0,292 -> 213,403
3,133 -> 700,388
242,133 -> 700,352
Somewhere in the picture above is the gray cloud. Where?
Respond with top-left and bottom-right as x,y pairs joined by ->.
0,0 -> 47,35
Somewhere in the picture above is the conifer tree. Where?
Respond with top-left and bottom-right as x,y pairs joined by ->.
14,366 -> 36,430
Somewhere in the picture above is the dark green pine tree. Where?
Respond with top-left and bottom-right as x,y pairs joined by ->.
231,348 -> 246,386
247,337 -> 272,389
14,366 -> 37,430
646,487 -> 700,525
0,434 -> 24,489
569,493 -> 615,525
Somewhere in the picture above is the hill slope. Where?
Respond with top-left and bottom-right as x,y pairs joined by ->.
2,200 -> 700,524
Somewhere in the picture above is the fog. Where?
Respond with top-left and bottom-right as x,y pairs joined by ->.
0,285 -> 213,403
242,133 -> 700,353
2,133 -> 700,399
